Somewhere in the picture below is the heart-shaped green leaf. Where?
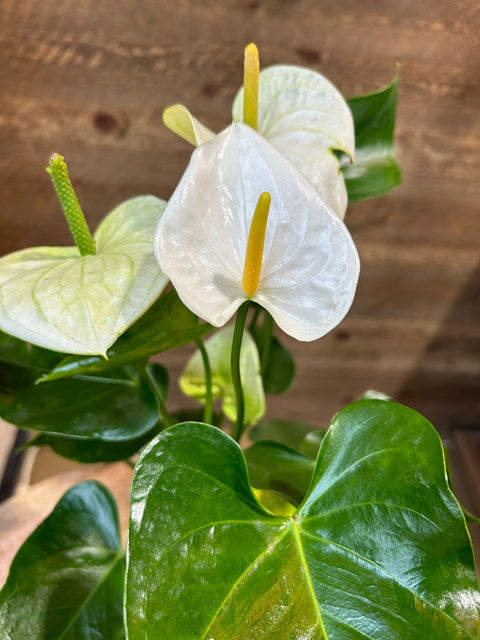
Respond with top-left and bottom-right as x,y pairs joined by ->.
2,365 -> 161,463
341,75 -> 402,201
41,289 -> 212,382
179,325 -> 265,426
126,401 -> 480,639
0,481 -> 125,639
0,195 -> 168,356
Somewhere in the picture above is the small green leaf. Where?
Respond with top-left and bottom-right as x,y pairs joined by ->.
2,367 -> 160,463
0,195 -> 168,356
180,325 -> 265,426
0,481 -> 125,639
41,290 -> 212,382
245,440 -> 314,504
126,402 -> 480,639
341,75 -> 402,201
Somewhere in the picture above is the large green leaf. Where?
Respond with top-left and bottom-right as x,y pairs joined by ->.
0,481 -> 125,639
2,366 -> 161,463
126,401 -> 480,639
0,196 -> 168,356
41,290 -> 212,382
341,75 -> 402,201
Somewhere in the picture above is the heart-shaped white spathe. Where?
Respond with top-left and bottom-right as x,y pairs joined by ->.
154,123 -> 360,342
0,195 -> 168,355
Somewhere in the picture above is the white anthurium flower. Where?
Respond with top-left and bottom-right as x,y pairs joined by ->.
0,196 -> 168,356
164,65 -> 354,219
232,65 -> 355,219
154,123 -> 360,342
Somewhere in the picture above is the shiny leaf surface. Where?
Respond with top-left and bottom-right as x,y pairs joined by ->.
0,481 -> 125,639
126,401 -> 480,639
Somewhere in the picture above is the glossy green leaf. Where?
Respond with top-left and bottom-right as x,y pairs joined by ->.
0,481 -> 125,639
250,417 -> 321,448
41,290 -> 212,382
245,440 -> 314,505
179,325 -> 265,426
2,367 -> 160,463
0,331 -> 63,395
341,75 -> 402,201
0,196 -> 168,356
126,401 -> 480,639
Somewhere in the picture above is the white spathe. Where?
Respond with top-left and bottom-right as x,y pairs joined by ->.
233,65 -> 355,219
0,196 -> 168,355
154,123 -> 360,342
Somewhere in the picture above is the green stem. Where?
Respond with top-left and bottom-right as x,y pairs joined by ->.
144,365 -> 175,427
46,153 -> 96,256
195,338 -> 213,425
230,301 -> 250,442
248,303 -> 261,333
260,311 -> 274,376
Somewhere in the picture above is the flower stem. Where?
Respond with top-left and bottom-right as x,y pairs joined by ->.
248,303 -> 261,333
260,310 -> 274,376
195,338 -> 213,425
230,301 -> 250,442
46,153 -> 96,256
143,365 -> 175,427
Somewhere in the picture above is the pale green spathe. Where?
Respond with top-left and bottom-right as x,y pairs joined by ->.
180,325 -> 265,426
163,105 -> 215,146
0,195 -> 168,356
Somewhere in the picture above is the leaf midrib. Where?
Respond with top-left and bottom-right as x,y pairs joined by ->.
57,549 -> 125,640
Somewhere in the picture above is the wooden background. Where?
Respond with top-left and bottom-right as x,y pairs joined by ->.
0,4 -> 479,435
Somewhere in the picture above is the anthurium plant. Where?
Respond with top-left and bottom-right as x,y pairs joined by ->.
0,44 -> 478,639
